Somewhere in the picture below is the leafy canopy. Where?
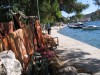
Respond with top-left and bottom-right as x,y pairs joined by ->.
0,0 -> 89,23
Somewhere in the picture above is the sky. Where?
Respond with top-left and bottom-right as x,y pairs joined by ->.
61,0 -> 98,17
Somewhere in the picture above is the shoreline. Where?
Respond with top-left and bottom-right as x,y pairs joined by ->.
51,26 -> 100,74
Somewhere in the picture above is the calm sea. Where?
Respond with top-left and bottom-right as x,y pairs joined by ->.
58,21 -> 100,49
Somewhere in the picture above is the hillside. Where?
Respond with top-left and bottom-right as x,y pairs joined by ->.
84,9 -> 100,21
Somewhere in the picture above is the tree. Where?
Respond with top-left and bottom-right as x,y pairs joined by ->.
58,0 -> 89,13
75,14 -> 84,22
93,0 -> 100,15
39,0 -> 61,24
94,0 -> 100,9
73,2 -> 89,22
0,0 -> 89,23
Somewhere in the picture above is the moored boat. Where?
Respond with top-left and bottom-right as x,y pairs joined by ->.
82,25 -> 100,30
68,22 -> 85,29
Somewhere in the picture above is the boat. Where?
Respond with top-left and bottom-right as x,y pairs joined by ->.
82,25 -> 100,30
68,22 -> 85,29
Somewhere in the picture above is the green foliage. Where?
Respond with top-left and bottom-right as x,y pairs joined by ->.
0,4 -> 13,22
76,14 -> 84,19
75,13 -> 84,22
59,0 -> 89,14
59,0 -> 76,13
0,0 -> 89,23
39,0 -> 61,24
94,0 -> 100,6
56,11 -> 62,18
93,0 -> 100,9
74,2 -> 89,14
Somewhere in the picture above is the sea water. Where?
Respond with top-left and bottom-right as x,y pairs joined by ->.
58,21 -> 100,49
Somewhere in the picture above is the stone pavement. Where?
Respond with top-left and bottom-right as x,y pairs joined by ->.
51,26 -> 100,75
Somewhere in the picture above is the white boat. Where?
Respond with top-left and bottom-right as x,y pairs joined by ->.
68,22 -> 85,29
82,25 -> 100,30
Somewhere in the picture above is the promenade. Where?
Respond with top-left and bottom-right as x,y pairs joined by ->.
51,26 -> 100,75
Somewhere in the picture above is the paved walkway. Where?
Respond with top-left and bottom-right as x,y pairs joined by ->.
51,26 -> 100,75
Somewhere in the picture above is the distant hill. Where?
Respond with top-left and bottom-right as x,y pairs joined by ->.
84,9 -> 100,21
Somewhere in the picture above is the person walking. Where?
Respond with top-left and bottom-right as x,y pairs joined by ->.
47,23 -> 51,35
